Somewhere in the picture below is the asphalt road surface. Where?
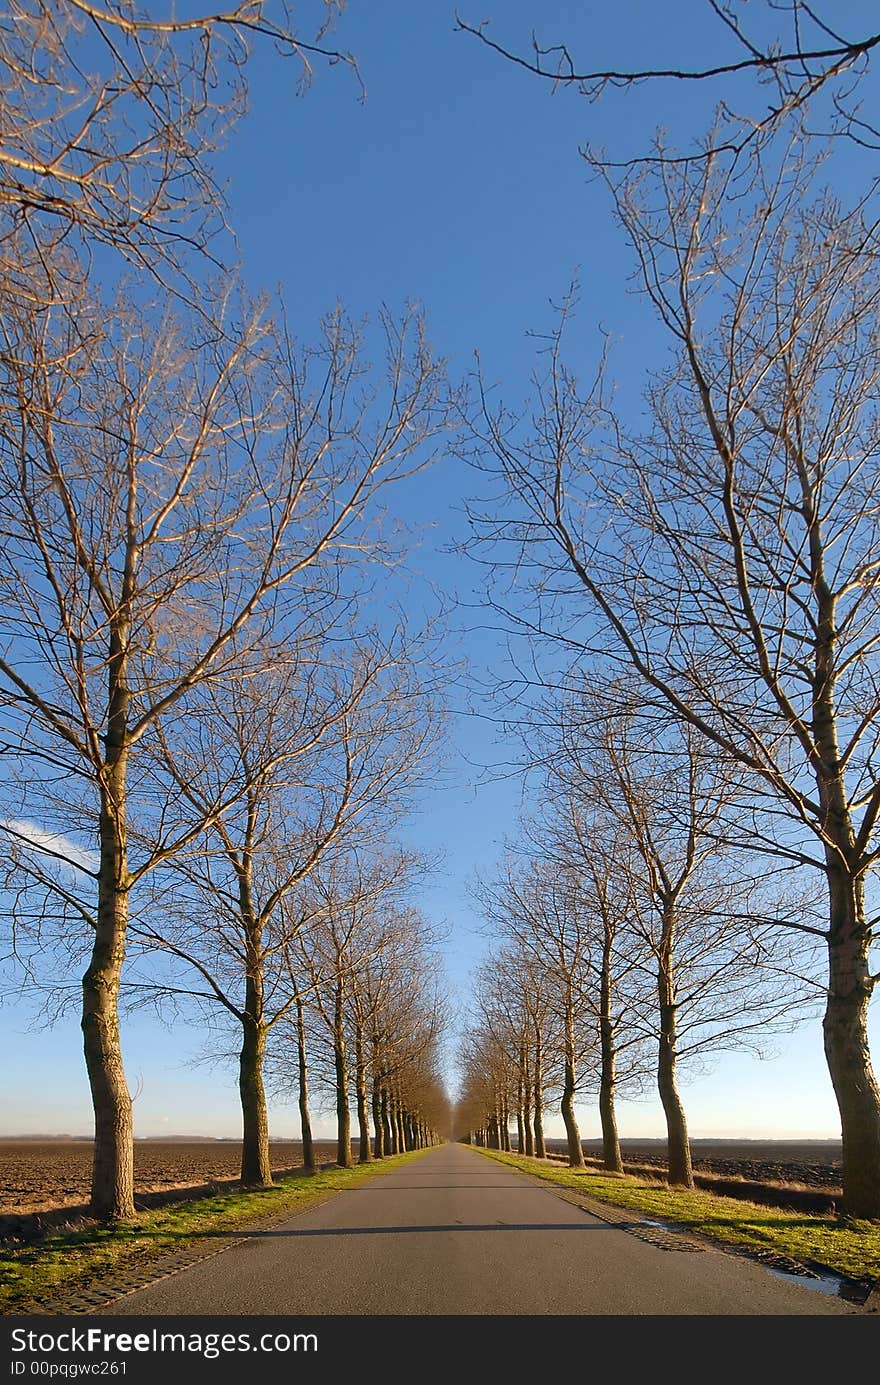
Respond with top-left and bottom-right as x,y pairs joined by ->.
102,1144 -> 861,1315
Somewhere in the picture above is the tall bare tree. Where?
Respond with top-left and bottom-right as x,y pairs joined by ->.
470,950 -> 538,1155
456,1025 -> 514,1151
290,874 -> 447,1163
360,908 -> 447,1159
367,933 -> 448,1155
302,855 -> 425,1169
529,792 -> 653,1175
475,859 -> 596,1167
572,696 -> 809,1185
346,903 -> 441,1163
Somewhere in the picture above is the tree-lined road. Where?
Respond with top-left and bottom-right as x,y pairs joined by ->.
101,1146 -> 858,1315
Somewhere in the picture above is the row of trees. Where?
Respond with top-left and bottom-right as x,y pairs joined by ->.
0,3 -> 452,1220
456,683 -> 815,1185
460,9 -> 880,1211
269,867 -> 451,1171
134,845 -> 452,1185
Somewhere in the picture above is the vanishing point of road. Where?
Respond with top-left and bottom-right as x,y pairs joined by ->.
102,1144 -> 863,1316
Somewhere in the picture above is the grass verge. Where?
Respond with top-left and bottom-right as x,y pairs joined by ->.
474,1148 -> 880,1287
1,1149 -> 431,1314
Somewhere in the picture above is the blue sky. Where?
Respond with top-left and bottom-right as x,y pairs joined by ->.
2,0 -> 878,1141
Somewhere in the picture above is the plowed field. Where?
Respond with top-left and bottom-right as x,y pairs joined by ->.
0,1140 -> 337,1217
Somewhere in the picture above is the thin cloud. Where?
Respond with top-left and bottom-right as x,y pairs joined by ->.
1,818 -> 99,874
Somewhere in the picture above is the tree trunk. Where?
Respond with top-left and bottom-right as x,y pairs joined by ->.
354,1020 -> 372,1163
372,1059 -> 384,1159
807,504 -> 880,1219
296,995 -> 315,1173
823,860 -> 880,1218
599,1054 -> 623,1175
333,978 -> 351,1168
516,1077 -> 525,1155
522,1045 -> 534,1156
394,1096 -> 406,1154
499,1098 -> 510,1151
239,1006 -> 272,1187
237,868 -> 272,1189
560,1071 -> 583,1167
657,921 -> 693,1187
562,1000 -> 585,1168
83,749 -> 134,1222
533,1021 -> 546,1158
380,1086 -> 393,1155
599,937 -> 624,1173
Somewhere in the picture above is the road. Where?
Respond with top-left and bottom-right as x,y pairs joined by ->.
102,1144 -> 860,1315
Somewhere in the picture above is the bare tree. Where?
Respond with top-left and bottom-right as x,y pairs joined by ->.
470,950 -> 538,1154
457,2 -> 880,161
135,622 -> 441,1187
459,959 -> 548,1158
347,904 -> 440,1163
0,280 -> 448,1219
456,1024 -> 514,1151
294,873 -> 448,1164
294,987 -> 317,1172
475,858 -> 596,1167
298,853 -> 426,1167
469,973 -> 518,1150
467,135 -> 880,1215
392,1005 -> 450,1150
368,936 -> 448,1155
0,1 -> 355,298
569,695 -> 810,1185
361,909 -> 448,1159
528,792 -> 654,1175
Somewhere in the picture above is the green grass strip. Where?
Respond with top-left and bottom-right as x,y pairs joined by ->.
473,1147 -> 880,1286
1,1148 -> 432,1314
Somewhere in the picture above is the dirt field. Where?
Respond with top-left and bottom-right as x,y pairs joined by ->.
0,1140 -> 339,1218
576,1139 -> 843,1190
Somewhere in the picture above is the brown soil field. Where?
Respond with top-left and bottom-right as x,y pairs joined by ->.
578,1139 -> 843,1190
537,1138 -> 844,1214
0,1140 -> 339,1220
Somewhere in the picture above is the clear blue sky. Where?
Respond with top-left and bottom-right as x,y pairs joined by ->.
2,0 -> 877,1142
